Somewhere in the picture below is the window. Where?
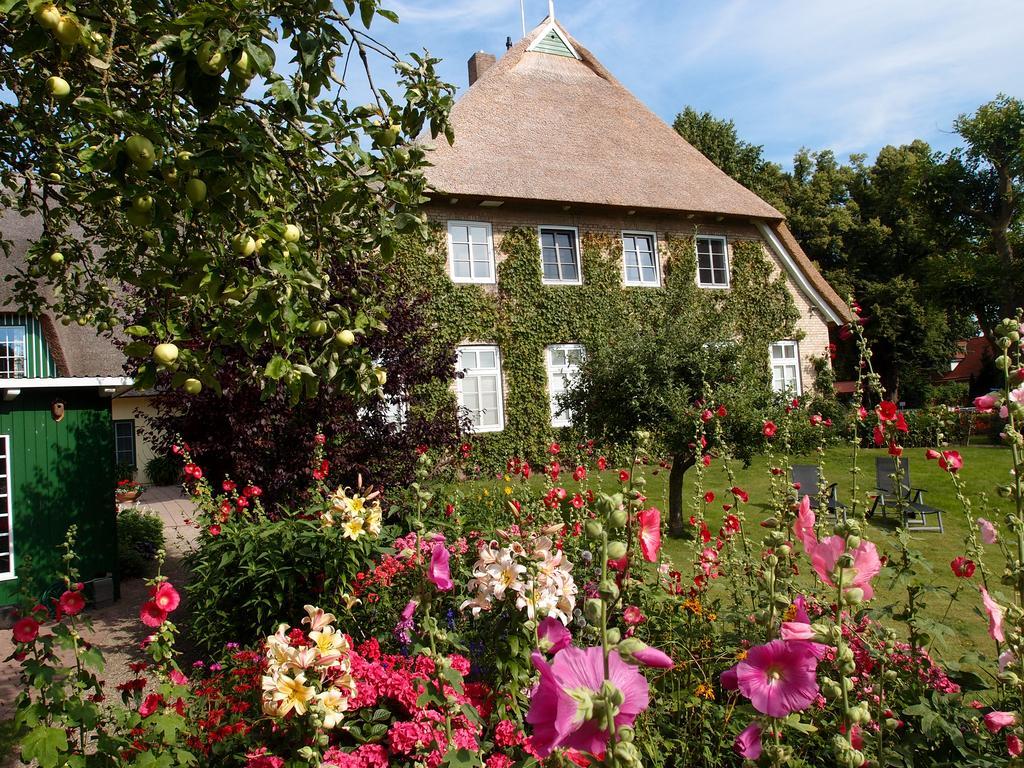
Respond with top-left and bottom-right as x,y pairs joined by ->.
447,221 -> 495,283
539,227 -> 582,285
113,419 -> 137,468
696,236 -> 730,288
622,232 -> 660,286
546,344 -> 584,428
456,346 -> 504,432
0,435 -> 13,580
0,327 -> 27,378
770,341 -> 802,395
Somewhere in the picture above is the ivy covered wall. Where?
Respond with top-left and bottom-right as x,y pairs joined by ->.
395,208 -> 803,470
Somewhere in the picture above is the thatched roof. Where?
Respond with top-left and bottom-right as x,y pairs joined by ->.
423,17 -> 783,219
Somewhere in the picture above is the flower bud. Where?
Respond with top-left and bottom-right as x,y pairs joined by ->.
884,718 -> 900,730
599,579 -> 619,601
585,520 -> 604,540
844,587 -> 865,605
883,669 -> 898,681
584,599 -> 602,623
777,543 -> 792,557
846,535 -> 861,549
606,627 -> 621,645
837,553 -> 855,568
607,540 -> 627,560
761,516 -> 779,529
608,509 -> 628,529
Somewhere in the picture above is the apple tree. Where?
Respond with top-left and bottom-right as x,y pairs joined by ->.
0,0 -> 454,401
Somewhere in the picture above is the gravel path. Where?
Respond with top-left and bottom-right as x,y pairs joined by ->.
0,486 -> 198,763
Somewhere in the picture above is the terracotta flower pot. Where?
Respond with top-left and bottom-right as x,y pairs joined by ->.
116,490 -> 141,503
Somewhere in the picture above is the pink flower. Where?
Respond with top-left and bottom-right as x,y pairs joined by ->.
1000,650 -> 1016,672
138,693 -> 163,718
401,600 -> 418,621
974,393 -> 999,413
734,723 -> 762,760
12,617 -> 39,643
526,647 -> 649,757
730,639 -> 822,718
58,589 -> 85,616
979,517 -> 998,544
536,617 -> 572,655
938,450 -> 963,473
1008,733 -> 1023,758
637,508 -> 662,562
780,621 -> 816,641
169,669 -> 189,686
151,583 -> 180,613
981,587 -> 1005,643
984,711 -> 1017,733
623,606 -> 645,626
807,536 -> 881,600
140,601 -> 168,628
631,645 -> 674,669
793,495 -> 816,551
428,542 -> 453,591
1011,387 -> 1024,405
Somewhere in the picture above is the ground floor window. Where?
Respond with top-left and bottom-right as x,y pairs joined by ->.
0,435 -> 12,579
113,419 -> 137,468
546,344 -> 585,427
456,346 -> 504,432
770,341 -> 802,395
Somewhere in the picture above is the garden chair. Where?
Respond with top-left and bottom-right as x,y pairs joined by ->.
791,465 -> 846,522
868,457 -> 944,533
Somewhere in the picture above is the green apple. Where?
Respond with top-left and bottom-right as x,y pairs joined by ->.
229,50 -> 254,79
197,41 -> 227,76
375,122 -> 400,148
49,251 -> 64,265
153,342 -> 179,365
162,166 -> 179,184
282,223 -> 301,243
309,320 -> 328,337
132,194 -> 154,213
185,178 -> 207,205
53,15 -> 80,46
232,234 -> 256,257
183,378 -> 202,394
125,207 -> 153,227
124,135 -> 156,172
254,237 -> 265,253
45,75 -> 70,98
34,3 -> 61,30
174,151 -> 195,172
374,368 -> 387,387
335,329 -> 355,347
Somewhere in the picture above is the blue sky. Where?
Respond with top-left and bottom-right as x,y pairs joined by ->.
366,0 -> 1024,167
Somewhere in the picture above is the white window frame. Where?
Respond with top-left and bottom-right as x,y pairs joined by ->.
770,340 -> 803,396
456,345 -> 505,433
621,231 -> 661,287
446,221 -> 496,285
538,226 -> 583,286
695,235 -> 731,289
0,326 -> 28,379
546,344 -> 585,428
0,435 -> 14,581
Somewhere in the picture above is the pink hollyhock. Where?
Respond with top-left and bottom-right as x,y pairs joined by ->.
729,639 -> 822,717
938,450 -> 963,473
925,448 -> 940,460
573,466 -> 586,482
140,601 -> 168,628
793,495 -> 816,551
246,751 -> 285,768
631,645 -> 674,669
58,589 -> 85,616
1000,650 -> 1016,672
981,587 -> 1005,643
950,556 -> 976,579
12,617 -> 39,643
978,517 -> 998,544
623,606 -> 645,626
537,617 -> 572,655
169,669 -> 189,686
985,711 -> 1017,733
807,536 -> 881,600
1009,733 -> 1023,758
734,723 -> 762,760
780,621 -> 816,641
730,486 -> 749,503
138,692 -> 163,718
151,582 -> 180,613
526,647 -> 649,757
762,420 -> 777,437
974,393 -> 999,413
637,508 -> 661,562
428,542 -> 453,591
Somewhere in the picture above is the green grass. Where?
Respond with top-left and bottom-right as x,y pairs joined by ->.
626,444 -> 1016,667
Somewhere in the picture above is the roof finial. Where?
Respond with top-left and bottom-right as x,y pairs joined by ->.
548,0 -> 555,19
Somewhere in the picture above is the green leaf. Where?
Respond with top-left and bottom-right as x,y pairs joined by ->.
359,0 -> 375,28
21,726 -> 68,768
264,356 -> 290,380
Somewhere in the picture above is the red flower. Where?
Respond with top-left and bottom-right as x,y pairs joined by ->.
716,405 -> 728,418
140,601 -> 168,628
702,455 -> 711,467
872,425 -> 885,446
12,617 -> 39,643
762,421 -> 777,438
571,493 -> 584,509
722,515 -> 741,535
888,442 -> 903,457
222,480 -> 236,493
151,582 -> 180,613
704,491 -> 715,504
548,443 -> 561,456
416,444 -> 429,455
597,456 -> 607,471
184,463 -> 202,479
730,487 -> 749,504
925,448 -> 940,460
878,401 -> 898,421
950,556 -> 976,579
894,412 -> 909,433
573,465 -> 586,482
58,589 -> 85,617
701,409 -> 714,422
938,451 -> 963,473
618,470 -> 630,483
208,524 -> 222,536
243,485 -> 262,498
548,461 -> 561,481
314,433 -> 327,445
139,693 -> 163,718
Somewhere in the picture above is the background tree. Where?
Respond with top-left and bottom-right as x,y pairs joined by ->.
565,239 -> 799,536
0,0 -> 453,402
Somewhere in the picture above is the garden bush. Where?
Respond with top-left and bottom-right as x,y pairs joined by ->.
116,507 -> 164,578
144,454 -> 181,487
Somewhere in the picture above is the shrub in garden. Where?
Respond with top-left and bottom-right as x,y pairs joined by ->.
116,506 -> 165,578
144,454 -> 181,487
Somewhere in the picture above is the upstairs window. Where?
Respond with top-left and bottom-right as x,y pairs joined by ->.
770,341 -> 802,395
546,344 -> 585,428
456,346 -> 504,433
540,227 -> 582,285
0,327 -> 27,378
622,232 -> 659,286
447,222 -> 495,284
696,236 -> 730,288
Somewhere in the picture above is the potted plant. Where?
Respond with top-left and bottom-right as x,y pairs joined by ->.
115,477 -> 144,504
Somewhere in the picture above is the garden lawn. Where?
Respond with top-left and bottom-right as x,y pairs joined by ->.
623,445 -> 1015,672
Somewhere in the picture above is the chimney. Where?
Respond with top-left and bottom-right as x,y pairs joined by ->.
468,51 -> 496,86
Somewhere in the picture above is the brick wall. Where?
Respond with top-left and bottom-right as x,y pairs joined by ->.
426,201 -> 833,397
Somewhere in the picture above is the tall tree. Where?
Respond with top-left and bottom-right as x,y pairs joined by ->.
0,0 -> 454,402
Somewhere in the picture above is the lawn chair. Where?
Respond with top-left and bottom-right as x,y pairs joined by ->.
792,465 -> 846,521
869,457 -> 944,533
